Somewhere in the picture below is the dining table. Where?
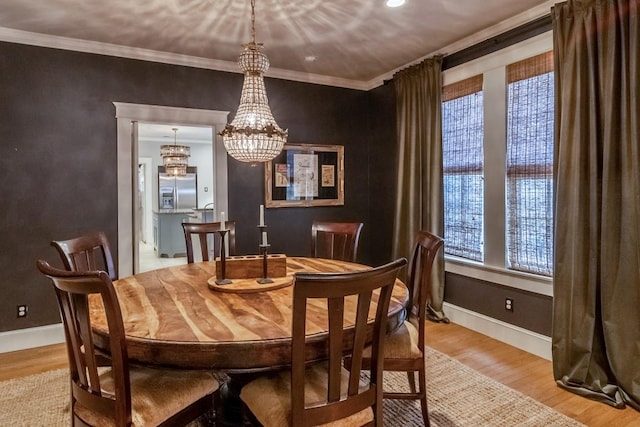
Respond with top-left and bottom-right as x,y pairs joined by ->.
89,256 -> 408,372
88,255 -> 409,424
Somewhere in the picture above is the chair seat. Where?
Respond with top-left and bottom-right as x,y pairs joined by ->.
240,364 -> 374,427
75,366 -> 218,427
364,320 -> 422,360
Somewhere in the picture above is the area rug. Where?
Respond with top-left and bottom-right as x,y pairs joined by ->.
0,346 -> 583,426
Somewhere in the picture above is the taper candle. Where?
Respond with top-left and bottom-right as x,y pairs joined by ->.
259,204 -> 265,226
220,211 -> 226,230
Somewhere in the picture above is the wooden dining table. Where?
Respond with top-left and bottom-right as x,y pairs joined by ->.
88,256 -> 409,373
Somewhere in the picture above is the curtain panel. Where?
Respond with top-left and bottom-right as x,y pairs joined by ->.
552,0 -> 640,410
391,56 -> 447,322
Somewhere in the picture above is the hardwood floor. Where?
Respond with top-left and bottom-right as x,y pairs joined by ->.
0,342 -> 67,381
1,322 -> 638,426
424,322 -> 640,427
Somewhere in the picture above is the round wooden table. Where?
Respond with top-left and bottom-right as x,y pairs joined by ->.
89,257 -> 409,373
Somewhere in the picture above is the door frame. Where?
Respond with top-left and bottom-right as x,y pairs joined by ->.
138,157 -> 153,244
114,102 -> 229,276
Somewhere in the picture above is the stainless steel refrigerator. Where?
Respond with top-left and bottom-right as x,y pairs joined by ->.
158,166 -> 197,210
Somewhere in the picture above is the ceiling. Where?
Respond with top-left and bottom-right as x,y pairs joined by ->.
0,0 -> 552,90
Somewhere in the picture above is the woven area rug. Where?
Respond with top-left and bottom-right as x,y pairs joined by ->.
0,346 -> 584,426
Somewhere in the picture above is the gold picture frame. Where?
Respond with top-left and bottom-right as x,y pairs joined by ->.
265,143 -> 344,208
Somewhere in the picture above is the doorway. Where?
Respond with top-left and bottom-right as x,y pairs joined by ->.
114,102 -> 230,276
138,123 -> 215,272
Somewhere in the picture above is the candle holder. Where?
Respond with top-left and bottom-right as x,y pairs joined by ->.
215,229 -> 232,285
256,244 -> 274,284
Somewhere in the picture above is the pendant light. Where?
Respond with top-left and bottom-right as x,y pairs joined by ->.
219,0 -> 288,165
160,128 -> 190,176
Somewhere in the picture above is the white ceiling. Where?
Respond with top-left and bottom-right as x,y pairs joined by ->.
0,0 -> 552,90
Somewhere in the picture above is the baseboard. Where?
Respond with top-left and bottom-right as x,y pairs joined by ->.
0,323 -> 65,353
443,302 -> 552,360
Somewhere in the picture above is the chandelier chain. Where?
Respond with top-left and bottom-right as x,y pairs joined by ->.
250,0 -> 256,44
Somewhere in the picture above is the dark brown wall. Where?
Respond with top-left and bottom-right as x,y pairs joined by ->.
365,83 -> 398,267
0,41 -> 554,339
229,78 -> 375,259
0,41 -> 377,332
445,273 -> 552,335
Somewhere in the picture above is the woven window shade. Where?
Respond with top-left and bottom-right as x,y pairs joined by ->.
507,51 -> 553,84
443,74 -> 483,102
506,51 -> 554,276
442,75 -> 484,261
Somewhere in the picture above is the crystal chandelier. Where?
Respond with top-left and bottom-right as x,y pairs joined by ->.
160,128 -> 190,176
219,0 -> 287,165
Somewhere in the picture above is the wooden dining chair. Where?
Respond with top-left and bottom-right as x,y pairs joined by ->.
182,221 -> 236,263
240,257 -> 407,427
51,231 -> 117,280
311,220 -> 364,262
36,260 -> 219,427
348,230 -> 443,426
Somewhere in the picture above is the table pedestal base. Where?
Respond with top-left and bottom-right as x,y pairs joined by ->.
215,373 -> 259,426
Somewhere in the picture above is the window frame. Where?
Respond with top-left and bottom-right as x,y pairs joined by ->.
442,32 -> 554,297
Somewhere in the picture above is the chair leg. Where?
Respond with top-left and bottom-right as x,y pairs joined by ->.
418,368 -> 430,426
407,371 -> 417,394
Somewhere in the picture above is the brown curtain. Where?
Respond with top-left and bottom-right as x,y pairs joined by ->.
552,0 -> 640,410
391,56 -> 447,322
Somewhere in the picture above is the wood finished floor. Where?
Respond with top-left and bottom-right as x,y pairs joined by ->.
424,322 -> 640,427
1,321 -> 638,426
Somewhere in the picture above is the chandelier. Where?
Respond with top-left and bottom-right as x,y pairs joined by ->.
219,0 -> 287,165
160,128 -> 190,176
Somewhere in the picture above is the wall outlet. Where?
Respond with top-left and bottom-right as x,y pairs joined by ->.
505,298 -> 514,312
17,304 -> 28,318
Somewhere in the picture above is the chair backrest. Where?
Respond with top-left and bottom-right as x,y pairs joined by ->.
291,257 -> 407,426
182,221 -> 236,263
51,231 -> 117,280
407,230 -> 444,344
311,221 -> 364,262
36,260 -> 132,425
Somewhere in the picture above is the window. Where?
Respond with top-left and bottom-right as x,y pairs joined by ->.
442,75 -> 484,261
442,51 -> 554,278
506,52 -> 554,275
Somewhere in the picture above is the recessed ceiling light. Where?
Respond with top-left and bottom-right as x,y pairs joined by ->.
386,0 -> 406,7
305,55 -> 317,62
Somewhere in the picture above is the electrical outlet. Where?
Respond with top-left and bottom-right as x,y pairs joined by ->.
17,304 -> 28,318
505,298 -> 514,312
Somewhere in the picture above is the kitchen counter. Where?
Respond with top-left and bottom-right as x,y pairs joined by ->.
153,210 -> 193,258
190,208 -> 215,223
154,209 -> 195,214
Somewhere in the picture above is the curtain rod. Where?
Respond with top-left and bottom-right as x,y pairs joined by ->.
384,14 -> 552,85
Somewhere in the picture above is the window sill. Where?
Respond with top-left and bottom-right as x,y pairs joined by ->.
444,256 -> 553,297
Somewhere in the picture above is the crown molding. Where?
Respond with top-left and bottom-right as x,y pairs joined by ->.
365,1 -> 554,90
0,27 -> 237,73
0,26 -> 369,91
0,1 -> 553,93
